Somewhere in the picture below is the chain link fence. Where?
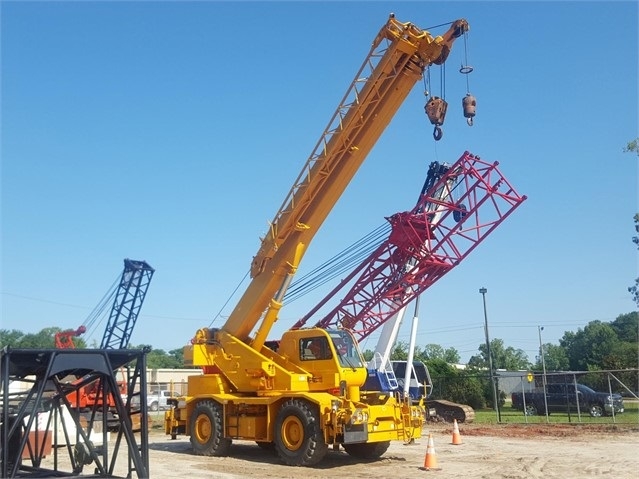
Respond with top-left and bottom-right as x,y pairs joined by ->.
429,368 -> 639,424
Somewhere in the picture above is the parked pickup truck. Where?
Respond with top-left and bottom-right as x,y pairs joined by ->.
511,383 -> 624,417
145,390 -> 177,412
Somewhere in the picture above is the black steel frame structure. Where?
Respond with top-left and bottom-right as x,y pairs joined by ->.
1,347 -> 149,478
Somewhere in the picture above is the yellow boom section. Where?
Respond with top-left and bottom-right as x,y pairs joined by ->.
223,16 -> 469,342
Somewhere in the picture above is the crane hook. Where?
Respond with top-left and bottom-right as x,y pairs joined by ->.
462,93 -> 476,127
425,96 -> 447,141
433,125 -> 443,141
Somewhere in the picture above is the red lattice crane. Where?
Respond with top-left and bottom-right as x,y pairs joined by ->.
292,151 -> 527,340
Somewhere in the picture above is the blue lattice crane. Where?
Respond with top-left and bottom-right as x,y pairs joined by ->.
100,259 -> 155,349
55,258 -> 155,350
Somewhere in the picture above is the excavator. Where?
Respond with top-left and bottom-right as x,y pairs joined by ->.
164,14 -> 471,467
291,152 -> 526,423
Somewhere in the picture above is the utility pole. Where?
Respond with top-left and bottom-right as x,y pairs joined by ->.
480,287 -> 500,422
538,325 -> 549,423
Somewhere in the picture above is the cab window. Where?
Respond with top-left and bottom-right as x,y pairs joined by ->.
328,330 -> 364,368
300,337 -> 332,361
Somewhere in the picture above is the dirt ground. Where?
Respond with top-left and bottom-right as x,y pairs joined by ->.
146,423 -> 639,479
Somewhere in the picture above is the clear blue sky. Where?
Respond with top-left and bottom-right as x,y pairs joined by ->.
2,1 -> 637,363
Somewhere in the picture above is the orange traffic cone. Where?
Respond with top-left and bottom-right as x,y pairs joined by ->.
451,419 -> 462,445
422,433 -> 441,470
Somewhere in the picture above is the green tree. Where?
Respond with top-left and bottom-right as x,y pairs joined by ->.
421,343 -> 445,360
610,311 -> 638,343
420,344 -> 461,363
468,338 -> 531,370
0,329 -> 25,348
623,138 -> 639,155
425,358 -> 486,409
389,340 -> 410,360
607,312 -> 639,379
536,343 -> 569,371
361,349 -> 374,362
630,214 -> 639,306
131,344 -> 183,369
168,347 -> 187,367
559,320 -> 620,370
625,139 -> 639,306
467,339 -> 529,409
0,327 -> 87,349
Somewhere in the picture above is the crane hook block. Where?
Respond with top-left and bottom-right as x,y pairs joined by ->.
462,94 -> 476,126
425,96 -> 448,126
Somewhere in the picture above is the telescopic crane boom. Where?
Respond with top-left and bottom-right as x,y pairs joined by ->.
221,16 -> 470,348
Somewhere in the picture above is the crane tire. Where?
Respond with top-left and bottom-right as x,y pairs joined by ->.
343,441 -> 391,459
190,400 -> 231,456
274,399 -> 328,466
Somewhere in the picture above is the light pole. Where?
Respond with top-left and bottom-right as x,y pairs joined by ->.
538,325 -> 549,422
479,287 -> 500,421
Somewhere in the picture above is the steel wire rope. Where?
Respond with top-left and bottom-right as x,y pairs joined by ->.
284,223 -> 391,304
287,226 -> 386,295
82,275 -> 120,343
204,225 -> 387,329
295,225 -> 387,286
284,163 -> 469,306
462,30 -> 471,93
288,224 -> 388,296
424,20 -> 459,31
209,269 -> 250,328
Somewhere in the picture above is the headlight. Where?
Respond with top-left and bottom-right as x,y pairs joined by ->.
350,408 -> 368,424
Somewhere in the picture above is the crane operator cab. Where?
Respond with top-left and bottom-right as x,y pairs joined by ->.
279,328 -> 367,395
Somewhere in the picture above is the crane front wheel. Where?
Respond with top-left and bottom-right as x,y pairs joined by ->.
343,441 -> 390,459
190,400 -> 231,456
274,399 -> 328,466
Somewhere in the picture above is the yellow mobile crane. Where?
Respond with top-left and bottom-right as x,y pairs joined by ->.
165,14 -> 469,466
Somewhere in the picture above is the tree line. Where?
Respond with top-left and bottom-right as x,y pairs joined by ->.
362,311 -> 638,409
2,311 -> 636,410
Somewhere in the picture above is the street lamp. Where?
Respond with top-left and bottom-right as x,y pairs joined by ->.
479,287 -> 500,421
538,325 -> 549,422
